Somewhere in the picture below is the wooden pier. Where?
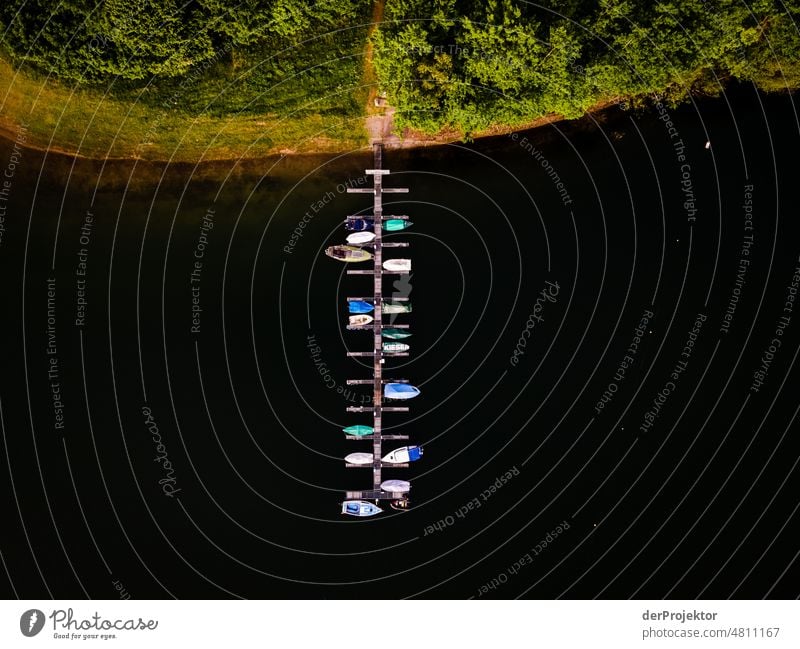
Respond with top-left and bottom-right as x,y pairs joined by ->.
345,323 -> 409,331
344,142 -> 412,502
346,269 -> 410,275
347,296 -> 409,301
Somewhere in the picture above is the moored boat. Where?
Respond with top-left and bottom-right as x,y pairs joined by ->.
383,219 -> 412,231
384,383 -> 420,399
382,328 -> 411,340
346,231 -> 376,244
382,302 -> 412,314
382,446 -> 423,463
341,501 -> 382,516
381,479 -> 411,493
344,452 -> 373,465
325,245 -> 372,262
382,342 -> 409,352
348,300 -> 374,314
348,314 -> 373,326
343,425 -> 373,436
383,258 -> 411,272
345,217 -> 374,231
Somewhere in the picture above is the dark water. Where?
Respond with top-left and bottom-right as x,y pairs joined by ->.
1,86 -> 799,599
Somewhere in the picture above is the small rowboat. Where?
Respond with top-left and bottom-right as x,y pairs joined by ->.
381,479 -> 410,493
345,452 -> 373,465
348,300 -> 374,314
325,245 -> 372,262
343,425 -> 373,436
384,383 -> 420,399
342,501 -> 382,516
383,259 -> 411,272
346,231 -> 376,244
382,342 -> 409,352
384,219 -> 411,231
348,314 -> 373,326
345,217 -> 374,231
382,328 -> 411,340
382,302 -> 412,314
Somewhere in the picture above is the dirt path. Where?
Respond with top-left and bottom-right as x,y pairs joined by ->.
363,0 -> 401,146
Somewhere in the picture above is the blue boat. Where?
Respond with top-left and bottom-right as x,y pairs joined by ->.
345,217 -> 374,231
384,383 -> 420,400
348,300 -> 374,314
383,446 -> 423,463
341,501 -> 382,517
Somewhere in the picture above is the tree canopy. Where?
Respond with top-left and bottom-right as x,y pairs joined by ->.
0,0 -> 367,81
373,0 -> 800,135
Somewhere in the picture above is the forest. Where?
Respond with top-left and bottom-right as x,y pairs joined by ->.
373,0 -> 800,134
0,0 -> 798,153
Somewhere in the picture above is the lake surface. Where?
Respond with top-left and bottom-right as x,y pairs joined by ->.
1,86 -> 799,598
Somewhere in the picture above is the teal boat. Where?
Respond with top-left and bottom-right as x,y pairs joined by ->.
382,328 -> 411,340
382,302 -> 411,314
383,219 -> 412,231
343,425 -> 373,436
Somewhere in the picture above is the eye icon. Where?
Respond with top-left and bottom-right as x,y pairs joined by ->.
20,609 -> 45,637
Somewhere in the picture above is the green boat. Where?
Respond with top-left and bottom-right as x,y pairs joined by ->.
343,425 -> 373,436
382,328 -> 412,340
383,219 -> 412,231
382,302 -> 412,314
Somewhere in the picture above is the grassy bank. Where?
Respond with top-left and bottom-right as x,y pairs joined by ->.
0,62 -> 367,161
0,7 -> 372,161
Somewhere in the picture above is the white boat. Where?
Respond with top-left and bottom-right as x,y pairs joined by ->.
381,479 -> 411,493
382,302 -> 411,314
344,452 -> 373,465
382,342 -> 409,352
383,259 -> 411,272
348,314 -> 373,326
346,231 -> 376,244
341,501 -> 382,516
382,446 -> 423,464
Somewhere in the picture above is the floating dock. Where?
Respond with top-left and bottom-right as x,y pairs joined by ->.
343,143 -> 412,502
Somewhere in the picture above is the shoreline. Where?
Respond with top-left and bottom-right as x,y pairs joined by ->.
0,97 -> 622,167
